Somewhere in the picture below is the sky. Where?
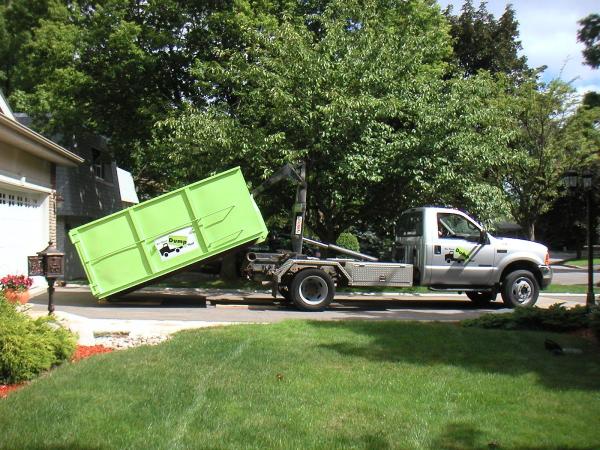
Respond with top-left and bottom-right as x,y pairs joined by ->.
437,0 -> 600,96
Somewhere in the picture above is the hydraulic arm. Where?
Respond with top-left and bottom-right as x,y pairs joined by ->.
252,162 -> 307,254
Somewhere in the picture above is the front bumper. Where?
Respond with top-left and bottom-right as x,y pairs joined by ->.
539,264 -> 552,289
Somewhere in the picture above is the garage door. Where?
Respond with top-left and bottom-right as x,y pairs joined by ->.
0,186 -> 48,277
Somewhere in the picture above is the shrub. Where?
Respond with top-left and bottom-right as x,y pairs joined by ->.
0,297 -> 77,384
462,303 -> 590,332
336,232 -> 360,253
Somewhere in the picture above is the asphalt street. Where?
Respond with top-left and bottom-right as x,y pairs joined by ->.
28,285 -> 591,323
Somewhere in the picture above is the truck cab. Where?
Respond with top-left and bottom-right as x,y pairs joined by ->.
396,207 -> 552,307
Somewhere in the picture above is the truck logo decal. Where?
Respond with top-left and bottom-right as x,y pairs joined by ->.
168,235 -> 188,247
154,227 -> 199,261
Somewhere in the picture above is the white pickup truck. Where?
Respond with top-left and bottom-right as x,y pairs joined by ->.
245,206 -> 552,311
394,207 -> 552,307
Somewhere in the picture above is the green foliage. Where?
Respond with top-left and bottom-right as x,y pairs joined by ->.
501,78 -> 600,240
462,303 -> 592,333
0,298 -> 76,384
335,232 -> 360,253
578,13 -> 600,69
142,0 -> 515,239
444,0 -> 528,76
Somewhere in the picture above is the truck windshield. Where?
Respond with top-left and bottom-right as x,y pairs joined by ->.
437,213 -> 481,240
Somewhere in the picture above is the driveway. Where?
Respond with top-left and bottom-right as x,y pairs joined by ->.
28,286 -> 589,323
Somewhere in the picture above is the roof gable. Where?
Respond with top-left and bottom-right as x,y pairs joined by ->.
0,89 -> 15,120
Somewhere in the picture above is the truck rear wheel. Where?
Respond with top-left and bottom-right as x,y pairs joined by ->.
466,291 -> 496,306
501,270 -> 539,308
289,268 -> 335,311
277,286 -> 292,304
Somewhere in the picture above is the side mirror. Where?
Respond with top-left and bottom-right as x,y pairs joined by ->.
479,230 -> 488,244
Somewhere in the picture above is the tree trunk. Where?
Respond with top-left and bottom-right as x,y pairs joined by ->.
219,253 -> 239,281
527,222 -> 535,241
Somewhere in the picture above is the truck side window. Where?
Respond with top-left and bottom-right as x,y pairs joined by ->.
396,212 -> 423,238
437,213 -> 480,241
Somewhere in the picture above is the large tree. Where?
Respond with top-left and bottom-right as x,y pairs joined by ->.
578,13 -> 600,69
5,0 -> 238,162
503,78 -> 600,240
141,0 -> 515,242
444,0 -> 528,76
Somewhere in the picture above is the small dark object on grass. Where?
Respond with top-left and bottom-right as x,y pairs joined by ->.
545,338 -> 563,355
276,373 -> 284,381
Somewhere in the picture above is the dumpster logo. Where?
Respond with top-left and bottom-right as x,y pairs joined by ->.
154,227 -> 199,261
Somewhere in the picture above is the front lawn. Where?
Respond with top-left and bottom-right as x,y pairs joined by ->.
561,258 -> 600,268
1,321 -> 600,449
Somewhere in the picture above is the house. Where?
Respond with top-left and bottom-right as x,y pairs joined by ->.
13,114 -> 140,280
0,90 -> 84,283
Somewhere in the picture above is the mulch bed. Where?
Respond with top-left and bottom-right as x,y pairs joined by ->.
72,344 -> 113,361
1,345 -> 113,399
0,384 -> 25,399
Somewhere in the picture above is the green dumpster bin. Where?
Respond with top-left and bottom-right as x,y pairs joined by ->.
69,167 -> 268,298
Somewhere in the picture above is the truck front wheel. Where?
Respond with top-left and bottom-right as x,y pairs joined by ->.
289,268 -> 335,311
501,270 -> 539,307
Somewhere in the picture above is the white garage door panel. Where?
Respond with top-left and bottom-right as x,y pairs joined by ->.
0,187 -> 48,276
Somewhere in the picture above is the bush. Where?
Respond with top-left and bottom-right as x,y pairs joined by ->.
462,303 -> 591,332
0,297 -> 77,384
336,232 -> 360,253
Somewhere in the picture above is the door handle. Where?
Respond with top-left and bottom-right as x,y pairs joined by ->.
434,245 -> 441,255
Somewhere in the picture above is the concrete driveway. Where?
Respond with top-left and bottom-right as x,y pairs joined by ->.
28,286 -> 589,323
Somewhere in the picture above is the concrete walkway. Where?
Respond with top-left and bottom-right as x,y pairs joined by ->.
25,286 -> 593,345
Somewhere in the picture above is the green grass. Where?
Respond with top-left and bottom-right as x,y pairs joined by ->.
1,321 -> 599,449
561,258 -> 600,267
544,284 -> 593,294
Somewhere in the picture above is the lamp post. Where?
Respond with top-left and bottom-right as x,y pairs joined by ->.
564,170 -> 596,308
28,241 -> 65,315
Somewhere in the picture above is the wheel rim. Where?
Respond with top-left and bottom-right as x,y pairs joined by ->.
512,277 -> 533,303
299,276 -> 328,305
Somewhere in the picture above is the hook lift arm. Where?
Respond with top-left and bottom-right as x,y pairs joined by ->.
251,162 -> 307,254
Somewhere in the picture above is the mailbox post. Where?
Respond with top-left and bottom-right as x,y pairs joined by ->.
28,241 -> 64,315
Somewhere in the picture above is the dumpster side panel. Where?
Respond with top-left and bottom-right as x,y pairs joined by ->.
69,167 -> 268,298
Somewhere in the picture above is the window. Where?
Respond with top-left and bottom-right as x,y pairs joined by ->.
92,149 -> 105,179
396,211 -> 423,238
437,213 -> 481,241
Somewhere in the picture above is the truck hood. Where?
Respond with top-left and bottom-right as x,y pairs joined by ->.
491,236 -> 548,262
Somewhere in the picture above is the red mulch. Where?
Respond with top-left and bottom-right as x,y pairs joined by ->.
1,345 -> 113,399
71,345 -> 113,362
0,383 -> 25,399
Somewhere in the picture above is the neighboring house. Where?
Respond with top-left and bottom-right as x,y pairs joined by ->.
0,91 -> 84,283
14,114 -> 140,280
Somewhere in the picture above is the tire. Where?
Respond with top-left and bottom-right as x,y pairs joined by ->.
289,268 -> 335,311
277,286 -> 292,304
466,291 -> 496,306
501,270 -> 539,308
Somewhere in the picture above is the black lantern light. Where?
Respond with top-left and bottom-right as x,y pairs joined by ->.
28,241 -> 64,315
563,169 -> 596,309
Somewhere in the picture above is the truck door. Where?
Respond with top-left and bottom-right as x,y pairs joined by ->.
427,212 -> 495,286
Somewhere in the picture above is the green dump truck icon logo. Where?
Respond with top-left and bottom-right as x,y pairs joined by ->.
155,227 -> 198,261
